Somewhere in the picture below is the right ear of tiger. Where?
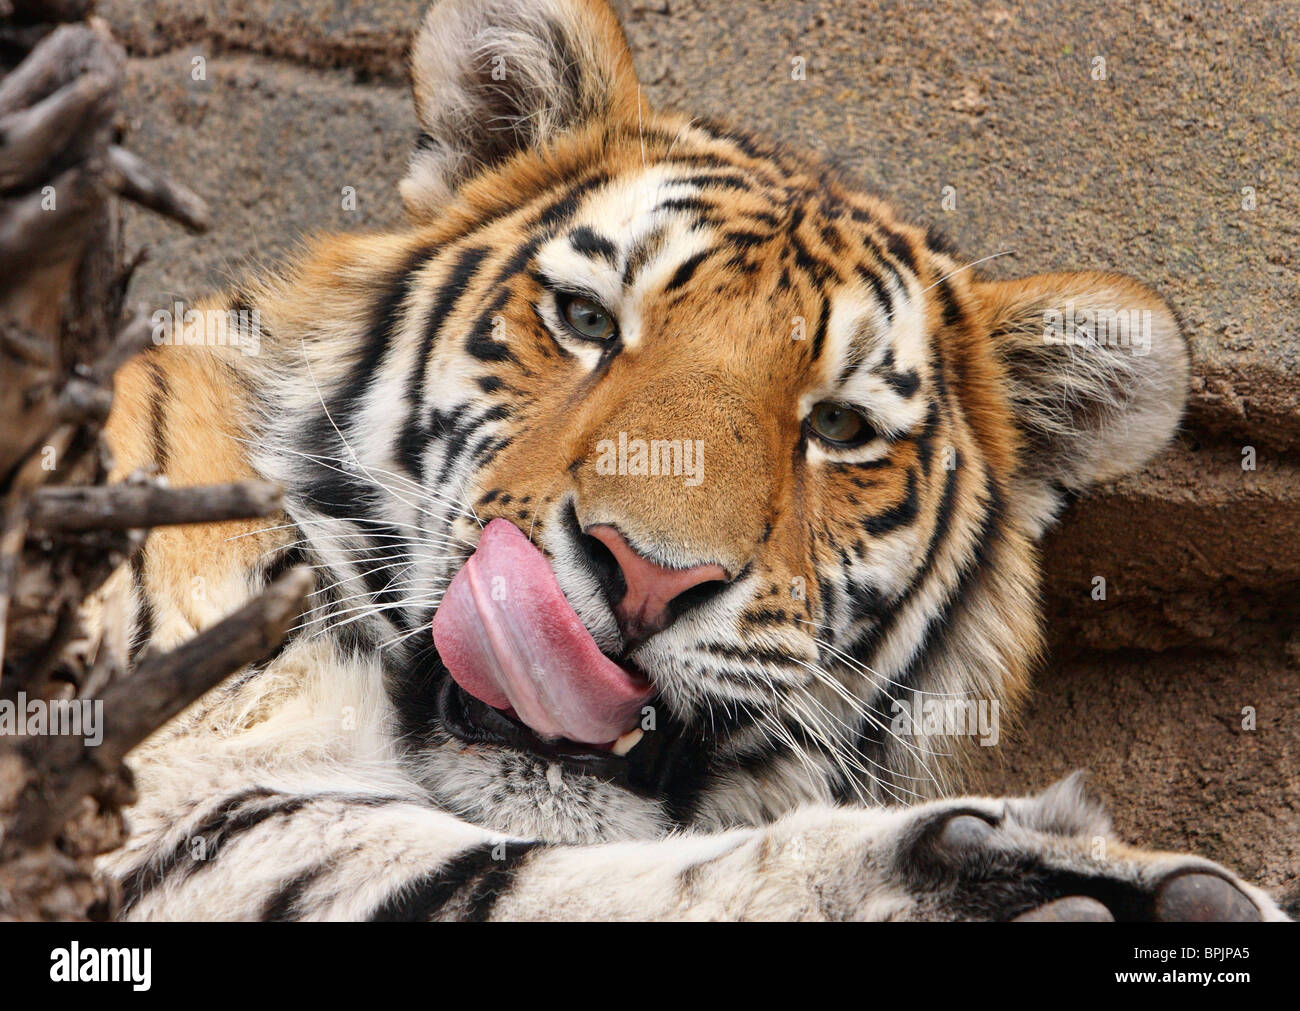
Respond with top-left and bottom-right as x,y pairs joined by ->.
400,0 -> 643,219
974,271 -> 1190,537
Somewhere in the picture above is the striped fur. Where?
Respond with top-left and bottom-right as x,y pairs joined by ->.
89,0 -> 1283,920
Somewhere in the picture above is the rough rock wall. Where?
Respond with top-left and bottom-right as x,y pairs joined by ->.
101,0 -> 1299,895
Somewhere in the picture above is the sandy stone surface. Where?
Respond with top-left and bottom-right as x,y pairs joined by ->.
100,1 -> 1299,901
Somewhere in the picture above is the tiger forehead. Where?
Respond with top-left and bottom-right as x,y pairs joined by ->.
529,162 -> 928,390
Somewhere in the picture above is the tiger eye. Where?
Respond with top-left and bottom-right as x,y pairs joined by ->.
808,402 -> 872,446
560,294 -> 616,341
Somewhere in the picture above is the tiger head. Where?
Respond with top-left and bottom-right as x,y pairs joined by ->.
249,0 -> 1189,842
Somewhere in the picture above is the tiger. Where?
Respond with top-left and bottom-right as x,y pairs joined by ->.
90,0 -> 1287,921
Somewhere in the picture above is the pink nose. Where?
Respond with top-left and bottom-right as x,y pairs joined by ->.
587,525 -> 728,642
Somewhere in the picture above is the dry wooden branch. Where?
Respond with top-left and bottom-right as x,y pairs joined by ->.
27,481 -> 284,532
91,304 -> 155,383
105,145 -> 211,234
1,566 -> 314,853
6,0 -> 94,23
0,70 -> 113,190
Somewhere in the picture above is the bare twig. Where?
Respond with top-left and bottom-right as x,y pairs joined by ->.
0,318 -> 53,367
6,0 -> 94,23
54,376 -> 113,425
27,481 -> 284,532
0,71 -> 113,190
91,304 -> 155,383
105,146 -> 211,234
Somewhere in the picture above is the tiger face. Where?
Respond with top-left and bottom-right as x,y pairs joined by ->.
248,0 -> 1189,843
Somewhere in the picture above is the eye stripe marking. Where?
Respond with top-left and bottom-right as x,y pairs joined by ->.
568,226 -> 618,264
465,288 -> 516,363
664,248 -> 715,292
531,172 -> 611,231
861,469 -> 920,536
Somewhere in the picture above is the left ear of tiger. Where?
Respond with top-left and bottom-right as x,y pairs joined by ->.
400,0 -> 642,219
974,271 -> 1191,537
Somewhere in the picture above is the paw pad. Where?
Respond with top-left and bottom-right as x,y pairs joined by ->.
1155,873 -> 1260,923
1012,896 -> 1114,922
937,814 -> 995,852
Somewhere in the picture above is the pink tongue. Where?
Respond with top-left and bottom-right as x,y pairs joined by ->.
433,518 -> 651,746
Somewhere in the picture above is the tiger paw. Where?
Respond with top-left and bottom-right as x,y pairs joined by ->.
871,774 -> 1289,922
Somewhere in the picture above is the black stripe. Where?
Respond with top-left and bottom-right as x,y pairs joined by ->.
849,214 -> 912,291
786,206 -> 839,286
670,172 -> 754,191
261,543 -> 308,589
367,842 -> 539,922
329,244 -> 436,435
465,288 -> 516,362
398,245 -> 489,476
120,788 -> 277,911
883,367 -> 921,399
854,263 -> 895,325
893,472 -> 1002,685
664,248 -> 713,292
924,225 -> 959,256
933,276 -> 964,328
622,225 -> 667,286
533,172 -> 610,231
352,525 -> 419,634
143,356 -> 170,472
883,229 -> 918,275
861,468 -> 920,536
724,229 -> 770,250
128,551 -> 153,664
810,295 -> 831,364
655,195 -> 718,221
569,226 -> 617,263
914,400 -> 942,473
431,404 -> 511,491
124,791 -> 410,914
261,864 -> 329,922
847,466 -> 1001,732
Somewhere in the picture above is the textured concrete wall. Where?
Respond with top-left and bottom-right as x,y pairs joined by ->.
101,1 -> 1299,896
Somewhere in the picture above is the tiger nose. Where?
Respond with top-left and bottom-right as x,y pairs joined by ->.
586,525 -> 729,642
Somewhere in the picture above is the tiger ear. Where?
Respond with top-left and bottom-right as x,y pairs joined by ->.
400,0 -> 642,218
974,271 -> 1190,536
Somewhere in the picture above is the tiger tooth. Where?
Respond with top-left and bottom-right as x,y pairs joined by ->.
611,728 -> 644,757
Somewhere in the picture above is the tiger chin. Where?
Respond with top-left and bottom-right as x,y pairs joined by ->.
91,0 -> 1288,921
